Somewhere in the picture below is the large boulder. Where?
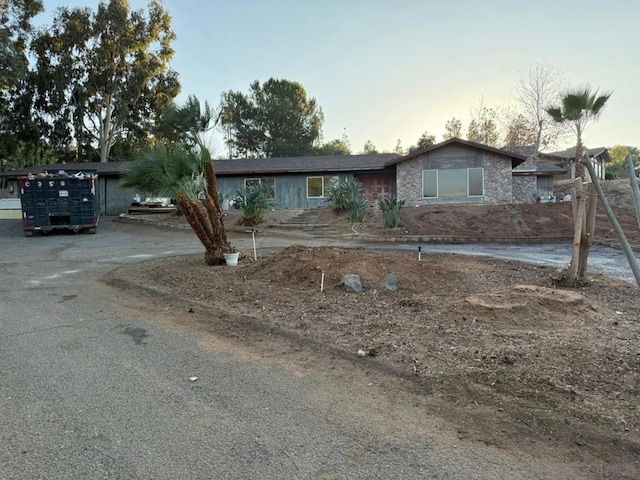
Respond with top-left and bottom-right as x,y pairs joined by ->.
380,273 -> 398,293
339,274 -> 363,293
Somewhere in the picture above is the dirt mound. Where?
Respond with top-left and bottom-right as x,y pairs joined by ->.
464,285 -> 592,330
312,201 -> 640,249
122,245 -> 640,466
601,179 -> 638,209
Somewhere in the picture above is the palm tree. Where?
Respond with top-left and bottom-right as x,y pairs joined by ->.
121,96 -> 232,265
546,87 -> 612,180
546,87 -> 612,287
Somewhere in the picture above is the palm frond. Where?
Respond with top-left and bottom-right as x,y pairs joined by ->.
591,91 -> 613,115
545,107 -> 564,123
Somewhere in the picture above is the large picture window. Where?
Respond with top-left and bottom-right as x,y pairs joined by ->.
307,176 -> 339,198
422,168 -> 484,198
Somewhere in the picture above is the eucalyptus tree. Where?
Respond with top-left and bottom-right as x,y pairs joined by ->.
31,0 -> 180,163
0,0 -> 42,92
0,0 -> 44,162
121,96 -> 233,265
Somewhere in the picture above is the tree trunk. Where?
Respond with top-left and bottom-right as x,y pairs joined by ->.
176,194 -> 215,252
626,154 -> 640,231
175,160 -> 233,266
564,177 -> 586,287
582,157 -> 640,287
577,183 -> 597,281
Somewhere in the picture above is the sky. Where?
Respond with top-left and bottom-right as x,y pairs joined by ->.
37,0 -> 639,156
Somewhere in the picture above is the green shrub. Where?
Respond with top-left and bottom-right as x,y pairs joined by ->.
327,179 -> 362,212
346,198 -> 366,222
235,183 -> 274,225
378,197 -> 405,228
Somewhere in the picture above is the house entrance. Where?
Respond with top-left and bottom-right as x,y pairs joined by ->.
358,176 -> 393,202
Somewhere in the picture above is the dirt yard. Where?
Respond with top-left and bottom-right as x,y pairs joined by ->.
115,180 -> 640,475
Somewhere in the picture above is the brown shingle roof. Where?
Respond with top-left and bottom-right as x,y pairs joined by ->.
546,147 -> 612,162
0,154 -> 398,179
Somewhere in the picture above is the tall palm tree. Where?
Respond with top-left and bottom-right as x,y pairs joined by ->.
121,97 -> 232,265
546,87 -> 612,179
546,87 -> 612,287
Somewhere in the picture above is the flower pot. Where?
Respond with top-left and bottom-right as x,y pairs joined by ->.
223,252 -> 239,266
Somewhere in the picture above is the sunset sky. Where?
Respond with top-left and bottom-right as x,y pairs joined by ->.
39,0 -> 638,156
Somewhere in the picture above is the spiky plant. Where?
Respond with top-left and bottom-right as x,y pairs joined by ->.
379,197 -> 405,228
236,182 -> 275,225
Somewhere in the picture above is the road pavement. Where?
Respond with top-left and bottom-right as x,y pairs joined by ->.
0,218 -> 624,479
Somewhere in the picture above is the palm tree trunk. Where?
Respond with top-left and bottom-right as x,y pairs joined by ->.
564,178 -> 586,287
205,193 -> 229,247
176,193 -> 216,256
204,162 -> 223,212
569,137 -> 583,219
577,183 -> 597,280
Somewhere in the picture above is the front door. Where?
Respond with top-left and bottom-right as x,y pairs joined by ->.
358,176 -> 393,202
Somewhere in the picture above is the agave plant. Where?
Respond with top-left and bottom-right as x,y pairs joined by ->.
379,197 -> 405,228
235,182 -> 275,225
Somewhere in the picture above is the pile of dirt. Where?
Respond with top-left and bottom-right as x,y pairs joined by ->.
120,246 -> 640,464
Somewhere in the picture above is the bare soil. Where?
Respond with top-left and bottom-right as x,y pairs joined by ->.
116,179 -> 640,475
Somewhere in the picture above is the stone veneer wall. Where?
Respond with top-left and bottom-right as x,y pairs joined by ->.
483,153 -> 512,203
396,156 -> 423,206
397,151 -> 517,205
512,176 -> 537,203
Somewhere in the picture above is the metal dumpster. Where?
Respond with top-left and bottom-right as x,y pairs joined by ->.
19,170 -> 101,237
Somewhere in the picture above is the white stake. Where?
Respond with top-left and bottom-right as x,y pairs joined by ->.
252,229 -> 257,261
321,271 -> 325,292
418,246 -> 422,262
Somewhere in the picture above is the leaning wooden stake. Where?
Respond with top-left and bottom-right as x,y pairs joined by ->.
626,153 -> 640,231
582,156 -> 640,287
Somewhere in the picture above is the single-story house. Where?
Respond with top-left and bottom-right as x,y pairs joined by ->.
0,155 -> 398,215
543,146 -> 612,181
0,138 -> 565,214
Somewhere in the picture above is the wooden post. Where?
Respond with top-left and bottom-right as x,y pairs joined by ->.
565,177 -> 586,287
626,153 -> 640,231
578,182 -> 597,280
582,156 -> 640,287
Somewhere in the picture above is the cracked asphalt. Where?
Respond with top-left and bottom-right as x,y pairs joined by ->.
0,217 -> 621,479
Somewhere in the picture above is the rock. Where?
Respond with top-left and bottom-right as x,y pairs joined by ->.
380,273 -> 398,293
357,349 -> 366,357
340,274 -> 363,293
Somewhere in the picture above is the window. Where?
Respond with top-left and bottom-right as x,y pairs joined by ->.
423,170 -> 438,198
244,178 -> 261,188
422,168 -> 484,199
468,168 -> 484,196
307,176 -> 339,198
243,177 -> 276,199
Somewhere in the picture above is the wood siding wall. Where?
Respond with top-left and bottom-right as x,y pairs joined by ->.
216,173 -> 352,210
